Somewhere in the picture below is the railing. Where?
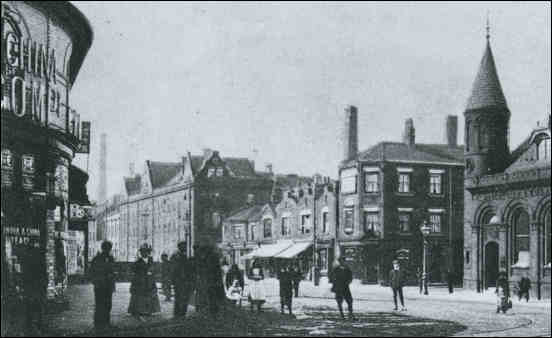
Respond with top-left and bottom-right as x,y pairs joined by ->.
466,166 -> 551,188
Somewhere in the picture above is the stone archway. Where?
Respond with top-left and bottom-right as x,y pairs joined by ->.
484,241 -> 499,288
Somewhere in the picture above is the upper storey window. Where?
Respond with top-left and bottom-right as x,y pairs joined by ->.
341,168 -> 357,194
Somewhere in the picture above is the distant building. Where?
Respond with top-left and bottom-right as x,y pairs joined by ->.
222,175 -> 338,277
463,31 -> 551,298
338,105 -> 464,284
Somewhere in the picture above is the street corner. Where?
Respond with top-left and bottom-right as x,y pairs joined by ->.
256,305 -> 467,337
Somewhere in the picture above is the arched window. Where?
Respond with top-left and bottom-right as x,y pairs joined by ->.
466,121 -> 471,152
479,209 -> 494,226
545,209 -> 551,265
479,125 -> 490,150
263,218 -> 272,238
512,209 -> 530,264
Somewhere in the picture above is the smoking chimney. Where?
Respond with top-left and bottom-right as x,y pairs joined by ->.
445,115 -> 458,147
403,118 -> 415,146
98,133 -> 107,203
343,105 -> 358,161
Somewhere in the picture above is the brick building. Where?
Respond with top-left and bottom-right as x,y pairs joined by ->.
338,105 -> 465,284
222,175 -> 338,277
102,149 -> 275,262
463,31 -> 551,299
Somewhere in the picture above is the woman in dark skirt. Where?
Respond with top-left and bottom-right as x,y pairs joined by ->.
128,244 -> 161,320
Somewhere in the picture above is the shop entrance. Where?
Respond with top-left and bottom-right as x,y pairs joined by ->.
485,241 -> 499,288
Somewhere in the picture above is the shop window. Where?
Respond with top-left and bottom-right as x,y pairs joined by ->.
430,174 -> 442,194
512,209 -> 530,264
399,213 -> 410,232
398,173 -> 410,193
429,214 -> 441,233
365,172 -> 379,193
263,218 -> 272,238
343,207 -> 354,235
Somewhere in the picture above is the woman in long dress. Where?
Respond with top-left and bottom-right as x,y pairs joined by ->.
128,244 -> 161,320
247,260 -> 266,312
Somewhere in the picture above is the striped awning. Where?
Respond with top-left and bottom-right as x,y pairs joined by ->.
274,242 -> 312,259
241,240 -> 294,259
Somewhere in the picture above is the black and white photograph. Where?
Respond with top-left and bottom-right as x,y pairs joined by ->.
1,1 -> 551,337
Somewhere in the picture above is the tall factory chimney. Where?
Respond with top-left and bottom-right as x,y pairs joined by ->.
343,105 -> 358,161
445,115 -> 458,147
98,133 -> 107,203
403,118 -> 415,146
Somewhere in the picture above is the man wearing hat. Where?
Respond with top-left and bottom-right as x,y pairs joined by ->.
329,256 -> 355,320
171,241 -> 195,318
89,240 -> 116,331
389,260 -> 406,311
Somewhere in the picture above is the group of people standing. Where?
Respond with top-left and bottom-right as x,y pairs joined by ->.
89,240 -> 226,331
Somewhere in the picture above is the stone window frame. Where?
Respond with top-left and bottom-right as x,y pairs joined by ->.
363,210 -> 379,234
510,208 -> 530,264
281,216 -> 291,237
343,207 -> 354,235
429,169 -> 445,195
340,168 -> 357,195
262,217 -> 272,239
321,207 -> 330,234
300,211 -> 312,235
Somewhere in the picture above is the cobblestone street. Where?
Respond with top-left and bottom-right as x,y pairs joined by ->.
40,281 -> 551,337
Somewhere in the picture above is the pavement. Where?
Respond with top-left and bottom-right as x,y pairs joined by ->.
33,279 -> 551,337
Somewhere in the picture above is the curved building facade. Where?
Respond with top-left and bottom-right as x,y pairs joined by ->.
1,0 -> 93,304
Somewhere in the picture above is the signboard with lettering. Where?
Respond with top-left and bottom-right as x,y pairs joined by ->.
21,154 -> 35,191
473,186 -> 551,202
3,226 -> 41,244
1,149 -> 14,188
77,121 -> 91,153
396,249 -> 410,261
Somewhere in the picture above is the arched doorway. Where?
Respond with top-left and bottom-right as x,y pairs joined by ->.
485,241 -> 499,288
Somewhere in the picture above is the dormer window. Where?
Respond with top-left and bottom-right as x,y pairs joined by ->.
208,168 -> 216,177
216,168 -> 224,176
536,134 -> 551,161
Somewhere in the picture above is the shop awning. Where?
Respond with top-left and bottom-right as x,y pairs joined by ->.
241,240 -> 294,259
274,242 -> 312,259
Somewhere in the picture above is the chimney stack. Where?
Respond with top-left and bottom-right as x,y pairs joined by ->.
343,105 -> 358,161
265,163 -> 273,174
202,148 -> 213,159
445,115 -> 458,147
403,118 -> 415,146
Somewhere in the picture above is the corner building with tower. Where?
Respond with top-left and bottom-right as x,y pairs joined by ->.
463,30 -> 551,299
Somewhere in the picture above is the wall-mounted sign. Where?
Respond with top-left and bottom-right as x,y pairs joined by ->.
76,121 -> 91,154
396,249 -> 410,261
1,149 -> 14,188
70,204 -> 87,220
21,154 -> 36,191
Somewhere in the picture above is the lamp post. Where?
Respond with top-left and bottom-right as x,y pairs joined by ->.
420,220 -> 431,295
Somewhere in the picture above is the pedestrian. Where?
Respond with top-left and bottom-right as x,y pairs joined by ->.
416,267 -> 423,295
389,260 -> 407,311
446,268 -> 454,294
89,240 -> 116,332
278,263 -> 293,315
495,269 -> 511,314
247,260 -> 266,312
226,279 -> 243,305
194,246 -> 209,314
160,253 -> 172,301
206,248 -> 225,317
21,240 -> 47,335
291,264 -> 302,298
329,257 -> 355,321
171,241 -> 195,318
128,244 -> 161,320
221,258 -> 230,289
225,264 -> 244,291
518,277 -> 531,302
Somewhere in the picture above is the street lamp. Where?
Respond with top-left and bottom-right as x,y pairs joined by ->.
420,220 -> 432,295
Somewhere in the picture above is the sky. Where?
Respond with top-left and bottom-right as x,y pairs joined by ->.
69,1 -> 551,201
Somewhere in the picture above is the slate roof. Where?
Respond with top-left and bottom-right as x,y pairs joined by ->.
343,142 -> 464,167
465,40 -> 509,112
506,126 -> 551,173
225,204 -> 266,222
124,175 -> 142,196
223,157 -> 256,177
148,161 -> 182,189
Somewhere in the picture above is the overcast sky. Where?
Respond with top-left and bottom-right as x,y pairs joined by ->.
69,1 -> 551,201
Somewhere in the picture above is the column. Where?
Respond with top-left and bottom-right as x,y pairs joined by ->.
530,221 -> 541,299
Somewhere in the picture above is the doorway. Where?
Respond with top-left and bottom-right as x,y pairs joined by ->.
485,241 -> 499,288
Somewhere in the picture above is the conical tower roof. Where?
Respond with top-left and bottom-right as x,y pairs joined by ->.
465,39 -> 509,112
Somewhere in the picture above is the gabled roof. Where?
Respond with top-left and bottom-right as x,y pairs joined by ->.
225,204 -> 265,223
465,40 -> 509,112
124,175 -> 141,196
148,161 -> 182,189
344,142 -> 464,167
223,157 -> 256,177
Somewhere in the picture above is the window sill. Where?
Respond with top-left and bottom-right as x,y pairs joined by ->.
364,191 -> 380,195
429,193 -> 444,198
395,192 -> 415,197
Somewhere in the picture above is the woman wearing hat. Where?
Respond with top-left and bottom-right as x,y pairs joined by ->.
128,244 -> 161,320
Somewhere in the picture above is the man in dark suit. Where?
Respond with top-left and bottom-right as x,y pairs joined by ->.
89,241 -> 116,331
329,257 -> 355,321
389,260 -> 406,311
171,241 -> 196,318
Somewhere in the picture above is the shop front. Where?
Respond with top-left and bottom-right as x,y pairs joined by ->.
1,1 -> 93,323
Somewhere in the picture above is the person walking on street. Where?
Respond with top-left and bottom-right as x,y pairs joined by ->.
128,244 -> 161,320
496,269 -> 511,313
247,260 -> 266,312
291,264 -> 302,298
160,253 -> 172,301
389,260 -> 407,311
416,267 -> 423,295
89,240 -> 116,332
225,264 -> 244,291
329,257 -> 355,321
518,277 -> 531,302
171,241 -> 195,318
278,264 -> 293,315
446,268 -> 454,294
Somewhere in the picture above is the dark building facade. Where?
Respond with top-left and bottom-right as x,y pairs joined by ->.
1,0 -> 93,313
463,32 -> 551,299
338,105 -> 465,285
